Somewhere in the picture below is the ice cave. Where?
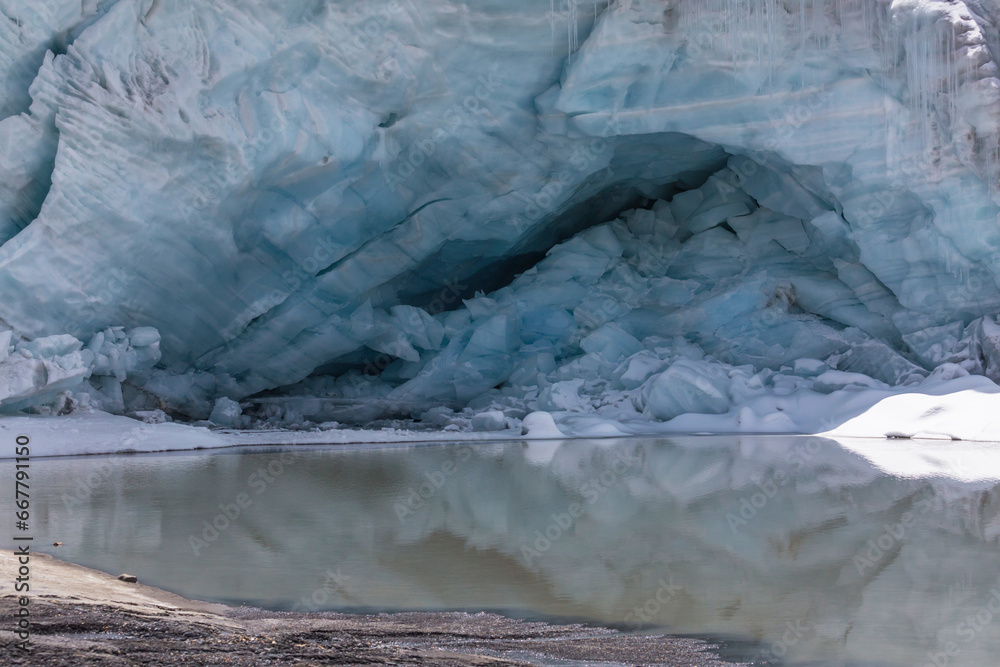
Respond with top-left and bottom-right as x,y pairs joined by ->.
3,0 -> 1000,444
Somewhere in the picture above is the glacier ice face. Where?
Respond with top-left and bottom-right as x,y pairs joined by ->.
2,0 -> 1000,429
0,1 -> 122,244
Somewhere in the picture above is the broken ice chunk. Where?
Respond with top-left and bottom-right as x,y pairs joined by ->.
209,397 -> 244,427
792,358 -> 828,377
139,369 -> 218,420
539,235 -> 619,282
669,188 -> 704,225
579,224 -> 624,258
130,409 -> 172,424
729,209 -> 811,255
537,379 -> 587,412
551,352 -> 607,383
0,330 -> 11,364
464,296 -> 501,320
89,327 -> 162,382
808,211 -> 852,240
508,351 -> 557,389
666,227 -> 745,281
0,352 -> 92,412
580,323 -> 643,364
686,200 -> 753,236
728,156 -> 830,220
902,321 -> 965,369
519,308 -> 576,344
421,406 -> 456,427
625,208 -> 657,239
640,359 -> 732,421
367,331 -> 421,363
17,334 -> 83,358
812,370 -> 888,393
960,317 -> 1000,383
84,376 -> 126,414
828,333 -> 927,385
471,410 -> 507,431
128,327 -> 161,347
460,314 -> 519,361
454,355 -> 516,403
612,351 -> 667,390
391,305 -> 445,351
438,310 -> 472,338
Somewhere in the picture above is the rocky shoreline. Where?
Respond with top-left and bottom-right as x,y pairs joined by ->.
0,551 -> 749,666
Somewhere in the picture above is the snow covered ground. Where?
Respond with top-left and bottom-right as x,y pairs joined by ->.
8,372 -> 1000,473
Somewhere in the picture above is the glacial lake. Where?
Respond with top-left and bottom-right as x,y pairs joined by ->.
5,435 -> 1000,666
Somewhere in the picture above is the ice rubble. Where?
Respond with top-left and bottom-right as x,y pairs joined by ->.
0,326 -> 160,414
249,173 -> 1000,442
2,0 -> 1000,440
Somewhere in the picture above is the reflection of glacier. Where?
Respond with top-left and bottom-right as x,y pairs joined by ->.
4,1 -> 1000,436
14,437 -> 1000,666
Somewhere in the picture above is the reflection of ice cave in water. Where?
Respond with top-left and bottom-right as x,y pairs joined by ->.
17,436 -> 1000,666
239,144 -> 1000,441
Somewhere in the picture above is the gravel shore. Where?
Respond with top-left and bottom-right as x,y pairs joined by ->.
0,550 -> 749,666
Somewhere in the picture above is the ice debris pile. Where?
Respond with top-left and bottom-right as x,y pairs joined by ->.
253,164 -> 1000,439
2,0 -> 1000,437
0,326 -> 160,414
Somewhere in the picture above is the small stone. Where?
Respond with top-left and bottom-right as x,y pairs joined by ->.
52,542 -> 62,547
118,574 -> 138,583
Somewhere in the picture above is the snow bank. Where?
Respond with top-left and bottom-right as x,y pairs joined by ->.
7,371 -> 1000,460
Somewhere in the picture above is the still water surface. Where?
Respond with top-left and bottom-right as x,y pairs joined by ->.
4,436 -> 1000,666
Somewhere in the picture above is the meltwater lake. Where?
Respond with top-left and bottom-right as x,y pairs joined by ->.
5,436 -> 1000,666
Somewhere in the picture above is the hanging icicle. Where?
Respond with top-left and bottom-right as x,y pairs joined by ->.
550,0 -> 555,57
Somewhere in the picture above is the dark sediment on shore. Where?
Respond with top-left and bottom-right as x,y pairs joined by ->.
0,551 -> 749,666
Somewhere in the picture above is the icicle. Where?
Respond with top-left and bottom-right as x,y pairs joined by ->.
550,0 -> 555,57
566,0 -> 572,65
560,0 -> 577,66
768,0 -> 775,89
800,0 -> 807,88
576,1 -> 580,56
731,0 -> 737,75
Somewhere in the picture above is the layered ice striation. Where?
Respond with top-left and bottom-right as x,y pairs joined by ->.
2,0 -> 1000,434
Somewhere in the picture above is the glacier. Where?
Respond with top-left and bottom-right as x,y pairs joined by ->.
3,0 -> 1000,440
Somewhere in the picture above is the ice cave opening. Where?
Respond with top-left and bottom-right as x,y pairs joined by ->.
226,137 -> 1000,440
